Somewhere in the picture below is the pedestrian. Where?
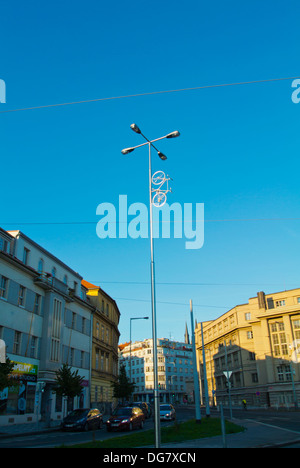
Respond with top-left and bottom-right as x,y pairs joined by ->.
242,399 -> 247,410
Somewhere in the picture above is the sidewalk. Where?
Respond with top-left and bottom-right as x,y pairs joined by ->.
0,415 -> 300,448
159,417 -> 300,448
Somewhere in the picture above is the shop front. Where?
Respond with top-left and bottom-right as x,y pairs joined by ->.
0,361 -> 38,426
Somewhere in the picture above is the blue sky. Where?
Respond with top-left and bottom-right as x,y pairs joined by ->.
1,0 -> 300,344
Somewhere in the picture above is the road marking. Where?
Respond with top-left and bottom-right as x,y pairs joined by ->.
245,419 -> 300,435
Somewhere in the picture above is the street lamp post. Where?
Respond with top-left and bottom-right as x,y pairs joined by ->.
122,124 -> 180,448
130,316 -> 149,384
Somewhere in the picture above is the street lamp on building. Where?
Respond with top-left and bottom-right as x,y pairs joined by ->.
122,124 -> 180,449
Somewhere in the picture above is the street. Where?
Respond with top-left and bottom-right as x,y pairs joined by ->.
0,406 -> 300,448
0,407 -> 195,448
214,407 -> 300,434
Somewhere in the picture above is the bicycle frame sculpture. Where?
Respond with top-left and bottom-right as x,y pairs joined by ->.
151,171 -> 172,207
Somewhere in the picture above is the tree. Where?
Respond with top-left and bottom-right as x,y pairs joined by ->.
53,364 -> 84,410
111,364 -> 135,404
0,358 -> 16,392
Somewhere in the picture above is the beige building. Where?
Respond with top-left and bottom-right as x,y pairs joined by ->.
195,288 -> 300,409
82,280 -> 120,413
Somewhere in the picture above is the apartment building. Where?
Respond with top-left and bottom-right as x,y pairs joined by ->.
81,280 -> 120,413
0,228 -> 94,426
195,288 -> 300,409
119,338 -> 194,404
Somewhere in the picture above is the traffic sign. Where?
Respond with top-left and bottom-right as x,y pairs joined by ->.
223,371 -> 232,380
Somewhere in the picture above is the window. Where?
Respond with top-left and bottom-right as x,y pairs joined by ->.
0,237 -> 9,253
71,312 -> 76,329
63,275 -> 68,285
271,322 -> 288,357
247,331 -> 253,339
245,313 -> 251,321
13,331 -> 21,354
50,299 -> 62,362
251,373 -> 258,383
51,267 -> 56,278
30,336 -> 37,359
96,349 -> 99,369
277,365 -> 292,382
69,348 -> 74,366
276,300 -> 286,307
23,248 -> 30,265
0,276 -> 8,299
33,294 -> 41,314
82,317 -> 86,334
18,286 -> 26,307
38,259 -> 44,274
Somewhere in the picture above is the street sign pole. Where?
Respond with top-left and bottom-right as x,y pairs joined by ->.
224,341 -> 233,419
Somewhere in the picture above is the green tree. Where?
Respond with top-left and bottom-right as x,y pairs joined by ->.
53,364 -> 84,408
111,364 -> 135,404
0,358 -> 16,392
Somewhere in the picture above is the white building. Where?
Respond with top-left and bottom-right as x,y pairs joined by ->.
119,337 -> 194,404
0,227 -> 94,427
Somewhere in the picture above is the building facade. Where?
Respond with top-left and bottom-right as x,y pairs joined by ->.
81,280 -> 120,413
119,338 -> 194,404
0,227 -> 113,427
195,288 -> 300,409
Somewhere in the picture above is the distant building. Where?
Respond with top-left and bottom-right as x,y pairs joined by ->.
119,338 -> 194,404
195,288 -> 300,409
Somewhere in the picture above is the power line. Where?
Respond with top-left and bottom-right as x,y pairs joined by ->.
0,75 -> 298,114
2,217 -> 300,226
113,296 -> 229,309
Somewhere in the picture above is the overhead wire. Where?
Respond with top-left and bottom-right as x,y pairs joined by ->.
0,75 -> 299,114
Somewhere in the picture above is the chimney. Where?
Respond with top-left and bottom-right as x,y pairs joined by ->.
257,291 -> 266,309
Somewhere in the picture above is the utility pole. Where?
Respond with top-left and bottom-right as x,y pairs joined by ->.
201,322 -> 210,417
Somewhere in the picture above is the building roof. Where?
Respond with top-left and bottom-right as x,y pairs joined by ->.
81,279 -> 99,290
82,279 -> 121,316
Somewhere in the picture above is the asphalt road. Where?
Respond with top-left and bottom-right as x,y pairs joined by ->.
1,406 -> 299,448
0,407 -> 196,448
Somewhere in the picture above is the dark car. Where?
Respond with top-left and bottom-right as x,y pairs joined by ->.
106,406 -> 145,432
127,402 -> 151,419
61,408 -> 103,431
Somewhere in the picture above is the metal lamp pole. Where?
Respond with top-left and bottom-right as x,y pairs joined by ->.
122,124 -> 180,448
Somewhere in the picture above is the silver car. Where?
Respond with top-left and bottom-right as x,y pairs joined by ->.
160,404 -> 176,421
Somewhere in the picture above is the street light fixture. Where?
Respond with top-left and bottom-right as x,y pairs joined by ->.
122,123 -> 180,449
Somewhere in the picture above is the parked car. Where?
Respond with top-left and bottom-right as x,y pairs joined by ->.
127,402 -> 151,418
106,406 -> 145,432
61,408 -> 103,431
159,404 -> 176,421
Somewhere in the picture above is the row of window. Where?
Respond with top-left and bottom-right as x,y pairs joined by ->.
94,349 -> 119,375
0,275 -> 42,313
204,298 -> 300,342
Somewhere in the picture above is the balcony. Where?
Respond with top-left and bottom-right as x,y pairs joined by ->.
34,272 -> 53,290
